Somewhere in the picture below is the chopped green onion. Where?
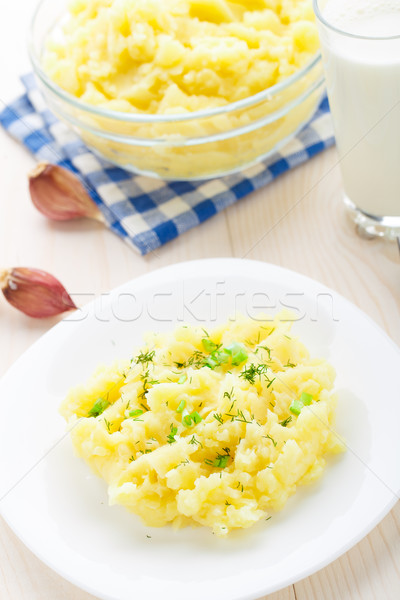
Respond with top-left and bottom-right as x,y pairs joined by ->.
289,400 -> 303,416
205,456 -> 230,468
202,338 -> 218,353
215,455 -> 229,468
181,409 -> 193,427
181,407 -> 203,427
177,374 -> 187,384
204,349 -> 230,369
176,399 -> 186,413
129,408 -> 144,418
205,448 -> 231,469
224,342 -> 248,366
300,392 -> 313,406
290,392 -> 313,416
183,414 -> 193,427
88,397 -> 110,417
204,356 -> 218,369
191,411 -> 202,424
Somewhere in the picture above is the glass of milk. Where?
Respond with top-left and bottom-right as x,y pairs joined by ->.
313,0 -> 400,239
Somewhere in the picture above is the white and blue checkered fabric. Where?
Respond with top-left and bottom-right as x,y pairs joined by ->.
0,74 -> 334,255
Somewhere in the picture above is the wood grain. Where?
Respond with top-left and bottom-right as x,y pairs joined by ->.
0,3 -> 399,598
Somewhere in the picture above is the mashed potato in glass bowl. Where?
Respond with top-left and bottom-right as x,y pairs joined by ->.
30,0 -> 324,179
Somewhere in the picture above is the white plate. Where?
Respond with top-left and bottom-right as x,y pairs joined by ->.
0,258 -> 399,600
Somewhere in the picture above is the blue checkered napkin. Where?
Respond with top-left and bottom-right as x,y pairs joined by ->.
0,74 -> 334,255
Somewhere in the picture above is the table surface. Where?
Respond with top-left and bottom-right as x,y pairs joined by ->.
1,4 -> 400,600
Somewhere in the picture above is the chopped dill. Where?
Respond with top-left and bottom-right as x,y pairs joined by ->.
139,369 -> 159,399
258,345 -> 272,361
224,409 -> 252,424
239,363 -> 269,385
223,387 -> 234,401
266,376 -> 275,389
263,434 -> 277,447
134,350 -> 155,365
173,459 -> 190,469
174,350 -> 205,370
167,424 -> 178,444
189,435 -> 203,448
213,413 -> 224,425
279,416 -> 293,427
284,359 -> 297,368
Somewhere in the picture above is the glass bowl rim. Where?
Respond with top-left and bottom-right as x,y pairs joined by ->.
313,0 -> 400,41
29,0 -> 322,125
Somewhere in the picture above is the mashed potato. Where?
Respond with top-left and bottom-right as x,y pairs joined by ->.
61,313 -> 344,536
45,0 -> 319,114
41,0 -> 322,178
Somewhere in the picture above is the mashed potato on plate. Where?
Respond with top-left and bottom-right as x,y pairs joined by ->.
61,313 -> 344,536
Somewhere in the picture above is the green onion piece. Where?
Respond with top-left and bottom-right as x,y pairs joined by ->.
204,354 -> 222,368
289,400 -> 303,416
181,408 -> 193,427
88,397 -> 110,417
183,414 -> 193,427
224,342 -> 248,366
290,392 -> 313,416
202,338 -> 218,353
216,351 -> 230,365
177,374 -> 187,384
216,455 -> 229,468
204,356 -> 218,369
129,409 -> 144,418
300,392 -> 313,406
191,411 -> 202,424
176,399 -> 186,413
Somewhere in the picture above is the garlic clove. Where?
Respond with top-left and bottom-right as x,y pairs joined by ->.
28,162 -> 105,223
0,267 -> 77,318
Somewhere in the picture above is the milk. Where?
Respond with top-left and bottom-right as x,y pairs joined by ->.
317,0 -> 400,218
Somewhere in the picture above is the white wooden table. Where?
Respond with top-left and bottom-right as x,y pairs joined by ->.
1,3 -> 399,599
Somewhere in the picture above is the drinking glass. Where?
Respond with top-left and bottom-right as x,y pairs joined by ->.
314,0 -> 400,239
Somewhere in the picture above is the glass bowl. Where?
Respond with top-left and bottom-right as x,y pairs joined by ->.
29,0 -> 324,181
